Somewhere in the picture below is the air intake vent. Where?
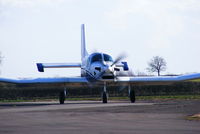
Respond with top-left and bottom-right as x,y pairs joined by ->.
102,76 -> 114,79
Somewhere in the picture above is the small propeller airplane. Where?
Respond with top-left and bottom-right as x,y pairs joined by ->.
1,24 -> 200,104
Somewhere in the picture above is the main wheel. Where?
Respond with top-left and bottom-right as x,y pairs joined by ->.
129,89 -> 135,103
102,91 -> 108,103
59,91 -> 66,104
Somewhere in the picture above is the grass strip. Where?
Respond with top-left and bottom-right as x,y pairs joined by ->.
186,114 -> 200,121
0,95 -> 200,102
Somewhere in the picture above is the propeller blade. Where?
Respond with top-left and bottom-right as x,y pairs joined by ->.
115,69 -> 134,91
96,53 -> 127,80
111,53 -> 127,66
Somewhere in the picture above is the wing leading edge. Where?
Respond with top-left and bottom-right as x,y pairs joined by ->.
1,73 -> 200,86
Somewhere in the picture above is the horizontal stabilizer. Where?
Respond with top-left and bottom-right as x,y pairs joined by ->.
36,63 -> 81,72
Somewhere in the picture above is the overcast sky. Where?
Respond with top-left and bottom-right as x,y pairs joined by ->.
1,0 -> 200,78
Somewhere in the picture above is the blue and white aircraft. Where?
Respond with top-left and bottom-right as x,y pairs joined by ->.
1,24 -> 200,104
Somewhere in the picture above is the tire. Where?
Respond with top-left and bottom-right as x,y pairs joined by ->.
59,91 -> 65,104
102,92 -> 108,103
129,89 -> 135,103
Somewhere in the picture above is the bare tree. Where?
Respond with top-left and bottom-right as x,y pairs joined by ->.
147,56 -> 167,76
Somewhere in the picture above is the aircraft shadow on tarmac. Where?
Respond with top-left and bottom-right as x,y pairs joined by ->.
0,103 -> 53,107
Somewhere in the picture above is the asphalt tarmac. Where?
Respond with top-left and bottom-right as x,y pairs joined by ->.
0,100 -> 200,134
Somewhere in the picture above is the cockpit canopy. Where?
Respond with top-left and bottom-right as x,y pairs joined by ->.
90,53 -> 113,63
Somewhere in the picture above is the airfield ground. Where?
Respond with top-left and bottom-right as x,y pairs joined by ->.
0,100 -> 200,134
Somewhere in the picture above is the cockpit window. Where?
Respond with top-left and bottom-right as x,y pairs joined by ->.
103,54 -> 113,62
91,54 -> 102,63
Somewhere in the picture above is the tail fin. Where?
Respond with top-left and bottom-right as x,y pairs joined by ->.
81,24 -> 88,62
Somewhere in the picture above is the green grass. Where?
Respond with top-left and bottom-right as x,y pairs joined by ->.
66,95 -> 200,101
189,79 -> 200,82
186,114 -> 200,121
186,117 -> 200,121
0,95 -> 200,102
136,95 -> 200,100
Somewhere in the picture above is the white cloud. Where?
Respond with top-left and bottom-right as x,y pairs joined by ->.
0,0 -> 70,21
0,0 -> 66,8
105,0 -> 200,49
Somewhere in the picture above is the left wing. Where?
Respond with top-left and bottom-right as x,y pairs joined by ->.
113,73 -> 200,86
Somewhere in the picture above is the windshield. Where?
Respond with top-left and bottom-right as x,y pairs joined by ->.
103,54 -> 113,62
91,54 -> 102,63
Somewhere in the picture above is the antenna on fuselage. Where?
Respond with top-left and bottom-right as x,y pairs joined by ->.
81,24 -> 88,62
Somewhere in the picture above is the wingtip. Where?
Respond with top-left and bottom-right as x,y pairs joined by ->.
36,63 -> 44,72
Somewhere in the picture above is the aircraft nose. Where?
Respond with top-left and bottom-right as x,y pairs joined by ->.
104,66 -> 113,73
108,67 -> 113,72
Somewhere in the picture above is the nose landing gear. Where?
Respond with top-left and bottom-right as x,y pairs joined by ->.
102,82 -> 108,103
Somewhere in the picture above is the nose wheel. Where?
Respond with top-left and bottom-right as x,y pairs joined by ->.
102,82 -> 108,103
102,91 -> 108,103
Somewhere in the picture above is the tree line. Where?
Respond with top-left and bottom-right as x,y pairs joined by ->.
0,82 -> 200,100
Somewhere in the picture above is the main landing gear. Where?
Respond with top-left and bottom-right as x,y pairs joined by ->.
128,85 -> 135,103
101,83 -> 135,103
59,89 -> 67,104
